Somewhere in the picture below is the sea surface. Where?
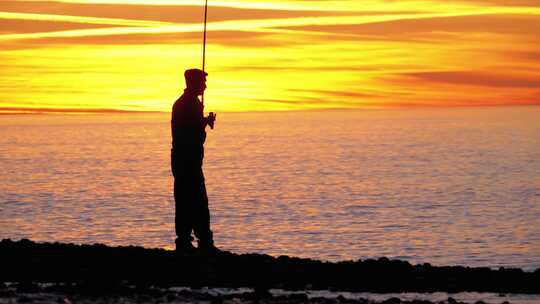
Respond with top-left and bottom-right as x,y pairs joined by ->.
1,107 -> 539,270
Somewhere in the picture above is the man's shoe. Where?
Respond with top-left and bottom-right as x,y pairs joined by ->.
175,242 -> 196,255
198,243 -> 222,255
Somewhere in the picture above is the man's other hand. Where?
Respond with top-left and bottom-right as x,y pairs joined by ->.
207,112 -> 216,129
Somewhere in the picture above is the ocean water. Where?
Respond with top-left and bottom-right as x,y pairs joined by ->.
1,107 -> 539,270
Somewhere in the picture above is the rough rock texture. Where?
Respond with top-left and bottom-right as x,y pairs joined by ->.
0,283 -> 505,304
1,239 -> 538,294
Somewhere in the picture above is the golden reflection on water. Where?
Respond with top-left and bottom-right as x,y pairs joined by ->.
1,107 -> 539,268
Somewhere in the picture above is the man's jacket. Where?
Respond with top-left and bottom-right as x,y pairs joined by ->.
171,90 -> 206,173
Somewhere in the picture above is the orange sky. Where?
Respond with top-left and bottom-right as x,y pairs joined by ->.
0,0 -> 539,112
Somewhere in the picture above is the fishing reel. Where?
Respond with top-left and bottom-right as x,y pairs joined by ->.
208,112 -> 216,129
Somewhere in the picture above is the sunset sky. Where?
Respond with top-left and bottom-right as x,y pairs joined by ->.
1,0 -> 539,112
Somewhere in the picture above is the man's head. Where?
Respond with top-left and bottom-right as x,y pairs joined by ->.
184,68 -> 207,95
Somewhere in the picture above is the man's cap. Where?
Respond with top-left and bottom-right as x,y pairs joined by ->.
184,68 -> 208,81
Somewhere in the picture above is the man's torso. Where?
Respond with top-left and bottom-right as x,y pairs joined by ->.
171,92 -> 206,174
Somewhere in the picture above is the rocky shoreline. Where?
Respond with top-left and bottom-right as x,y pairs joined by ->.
0,282 -> 520,304
1,239 -> 538,298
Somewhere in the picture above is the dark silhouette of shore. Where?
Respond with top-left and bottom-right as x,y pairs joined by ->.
1,239 -> 538,296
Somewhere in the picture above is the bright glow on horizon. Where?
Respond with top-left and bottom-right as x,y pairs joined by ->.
0,0 -> 539,113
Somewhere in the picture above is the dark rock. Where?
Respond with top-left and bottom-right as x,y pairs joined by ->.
18,295 -> 34,303
0,288 -> 15,298
210,298 -> 223,304
287,293 -> 309,301
1,239 -> 539,294
15,282 -> 40,293
382,297 -> 401,304
165,293 -> 177,302
336,295 -> 347,302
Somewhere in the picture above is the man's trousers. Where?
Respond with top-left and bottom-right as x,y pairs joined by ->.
172,154 -> 214,247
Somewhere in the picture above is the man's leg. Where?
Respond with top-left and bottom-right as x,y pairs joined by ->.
192,170 -> 214,247
174,177 -> 194,248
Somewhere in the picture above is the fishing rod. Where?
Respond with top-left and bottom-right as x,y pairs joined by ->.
202,0 -> 216,129
202,0 -> 208,105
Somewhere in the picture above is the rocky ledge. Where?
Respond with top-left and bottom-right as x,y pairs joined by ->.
0,239 -> 538,294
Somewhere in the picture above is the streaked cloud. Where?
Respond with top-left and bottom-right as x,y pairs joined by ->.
0,11 -> 173,27
402,71 -> 540,89
280,14 -> 540,40
0,1 -> 358,23
0,18 -> 113,34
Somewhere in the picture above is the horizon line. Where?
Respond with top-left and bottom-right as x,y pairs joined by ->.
0,107 -> 165,115
1,103 -> 540,115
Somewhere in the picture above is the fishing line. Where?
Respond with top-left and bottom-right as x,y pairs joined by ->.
202,0 -> 208,105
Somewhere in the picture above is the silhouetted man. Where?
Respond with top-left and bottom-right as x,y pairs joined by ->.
171,68 -> 217,254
